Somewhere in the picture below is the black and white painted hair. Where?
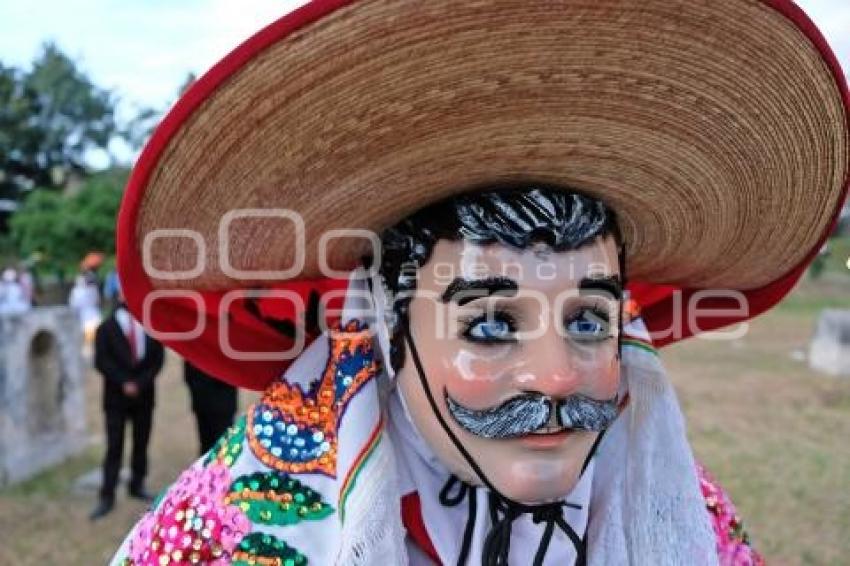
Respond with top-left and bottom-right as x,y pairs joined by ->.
377,186 -> 624,371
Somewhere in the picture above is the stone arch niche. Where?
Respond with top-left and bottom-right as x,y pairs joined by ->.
27,330 -> 64,436
0,307 -> 86,487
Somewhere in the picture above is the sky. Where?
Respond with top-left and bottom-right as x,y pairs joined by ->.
0,0 -> 848,162
0,0 -> 305,119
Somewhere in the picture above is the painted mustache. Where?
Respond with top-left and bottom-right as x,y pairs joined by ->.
445,391 -> 618,439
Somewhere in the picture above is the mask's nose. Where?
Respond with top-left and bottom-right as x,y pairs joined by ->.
513,330 -> 584,400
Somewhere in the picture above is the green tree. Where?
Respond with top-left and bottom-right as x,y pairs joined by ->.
10,168 -> 127,273
0,43 -> 117,207
0,62 -> 41,204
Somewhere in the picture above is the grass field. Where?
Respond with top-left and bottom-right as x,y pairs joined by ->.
0,248 -> 848,565
665,275 -> 850,565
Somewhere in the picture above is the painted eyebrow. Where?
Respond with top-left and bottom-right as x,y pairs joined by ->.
441,276 -> 519,305
579,274 -> 623,300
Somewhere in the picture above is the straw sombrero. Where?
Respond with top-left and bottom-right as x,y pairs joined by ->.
118,0 -> 850,389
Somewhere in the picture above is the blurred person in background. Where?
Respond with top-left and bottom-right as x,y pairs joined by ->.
102,267 -> 122,311
68,271 -> 102,344
0,267 -> 31,316
16,263 -> 35,306
184,360 -> 238,455
90,284 -> 165,520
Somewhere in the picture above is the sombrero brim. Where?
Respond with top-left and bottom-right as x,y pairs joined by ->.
118,0 -> 850,389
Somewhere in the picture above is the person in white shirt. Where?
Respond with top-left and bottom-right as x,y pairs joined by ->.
0,268 -> 31,316
68,272 -> 102,343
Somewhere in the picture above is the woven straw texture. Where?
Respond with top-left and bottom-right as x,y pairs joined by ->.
136,0 -> 848,290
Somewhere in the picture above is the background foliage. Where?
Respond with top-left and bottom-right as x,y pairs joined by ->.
0,42 -> 160,277
0,43 -> 117,202
9,168 -> 126,273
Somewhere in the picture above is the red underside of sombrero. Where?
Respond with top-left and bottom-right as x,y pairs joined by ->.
117,0 -> 850,390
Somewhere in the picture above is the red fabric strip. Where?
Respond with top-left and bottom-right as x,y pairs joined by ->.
401,492 -> 442,566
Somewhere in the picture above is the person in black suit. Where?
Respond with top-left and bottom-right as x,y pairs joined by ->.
184,361 -> 238,455
90,289 -> 164,520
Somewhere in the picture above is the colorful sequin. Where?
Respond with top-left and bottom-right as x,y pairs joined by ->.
698,464 -> 765,566
247,320 -> 378,477
225,471 -> 334,526
205,415 -> 246,468
232,532 -> 307,566
126,463 -> 251,565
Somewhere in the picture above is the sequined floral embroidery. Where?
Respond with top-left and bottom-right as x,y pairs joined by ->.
225,471 -> 334,526
697,463 -> 765,566
247,320 -> 378,476
126,463 -> 252,565
205,414 -> 246,468
232,532 -> 307,566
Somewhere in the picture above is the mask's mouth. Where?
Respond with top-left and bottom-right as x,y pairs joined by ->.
528,410 -> 568,435
529,426 -> 567,435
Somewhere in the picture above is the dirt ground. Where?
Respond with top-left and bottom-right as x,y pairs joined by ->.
0,277 -> 848,565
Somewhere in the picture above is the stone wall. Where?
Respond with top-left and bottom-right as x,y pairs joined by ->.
809,309 -> 850,377
0,307 -> 87,487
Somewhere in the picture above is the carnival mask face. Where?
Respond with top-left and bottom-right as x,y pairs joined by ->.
397,235 -> 621,503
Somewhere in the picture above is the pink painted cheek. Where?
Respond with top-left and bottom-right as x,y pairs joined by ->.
591,361 -> 620,399
568,343 -> 621,398
436,353 -> 515,409
436,346 -> 513,383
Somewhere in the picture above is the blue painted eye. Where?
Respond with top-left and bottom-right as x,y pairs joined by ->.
464,316 -> 515,342
565,309 -> 610,340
